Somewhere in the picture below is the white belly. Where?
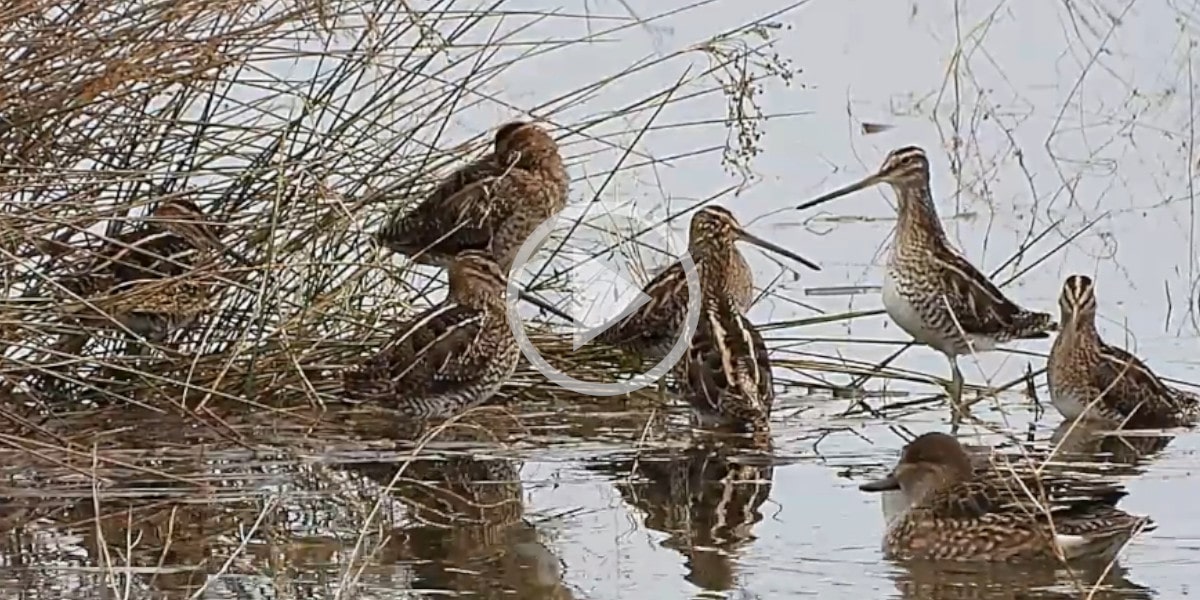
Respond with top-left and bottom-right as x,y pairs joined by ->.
882,269 -> 999,357
881,270 -> 941,348
1048,386 -> 1093,422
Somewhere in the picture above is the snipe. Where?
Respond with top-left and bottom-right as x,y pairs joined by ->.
342,250 -> 519,417
674,289 -> 776,435
57,197 -> 248,345
860,432 -> 1154,562
796,147 -> 1055,415
598,206 -> 818,364
375,121 -> 569,272
1048,275 -> 1199,428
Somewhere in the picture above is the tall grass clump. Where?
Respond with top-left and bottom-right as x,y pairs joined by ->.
0,0 -> 807,419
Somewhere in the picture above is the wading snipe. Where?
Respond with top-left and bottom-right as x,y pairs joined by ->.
56,197 -> 249,346
376,121 -> 569,273
1048,275 -> 1199,428
342,250 -> 520,418
599,206 -> 819,364
860,432 -> 1154,562
674,288 -> 776,435
796,147 -> 1055,414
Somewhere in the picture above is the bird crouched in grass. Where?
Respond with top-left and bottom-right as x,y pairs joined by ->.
859,432 -> 1154,563
55,197 -> 249,348
342,250 -> 520,418
796,147 -> 1056,417
1048,275 -> 1199,428
375,121 -> 569,273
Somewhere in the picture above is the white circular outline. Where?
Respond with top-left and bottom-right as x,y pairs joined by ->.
505,213 -> 702,396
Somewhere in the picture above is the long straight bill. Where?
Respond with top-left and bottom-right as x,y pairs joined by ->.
795,173 -> 885,212
737,230 -> 821,271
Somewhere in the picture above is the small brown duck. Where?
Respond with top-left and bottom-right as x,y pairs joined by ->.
376,121 -> 569,272
860,432 -> 1154,563
342,250 -> 519,417
1048,274 -> 1199,428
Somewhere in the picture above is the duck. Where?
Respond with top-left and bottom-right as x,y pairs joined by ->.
859,431 -> 1154,562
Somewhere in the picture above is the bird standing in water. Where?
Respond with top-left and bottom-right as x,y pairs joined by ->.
796,147 -> 1055,418
1047,274 -> 1199,428
599,206 -> 819,368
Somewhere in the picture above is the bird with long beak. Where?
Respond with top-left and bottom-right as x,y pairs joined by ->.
796,147 -> 1055,418
598,206 -> 818,364
597,206 -> 819,405
1047,274 -> 1199,428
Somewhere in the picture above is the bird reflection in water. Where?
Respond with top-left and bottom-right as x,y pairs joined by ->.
1048,418 -> 1175,477
888,559 -> 1154,600
588,436 -> 774,593
353,455 -> 572,599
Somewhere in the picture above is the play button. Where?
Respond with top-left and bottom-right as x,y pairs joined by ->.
505,205 -> 701,396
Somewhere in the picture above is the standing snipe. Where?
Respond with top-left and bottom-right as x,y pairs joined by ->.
796,147 -> 1055,413
1048,275 -> 1199,428
376,121 -> 569,272
860,432 -> 1154,562
674,289 -> 776,435
57,197 -> 248,345
342,250 -> 520,417
598,206 -> 818,363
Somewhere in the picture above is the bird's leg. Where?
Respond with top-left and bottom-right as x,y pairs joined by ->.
947,355 -> 966,431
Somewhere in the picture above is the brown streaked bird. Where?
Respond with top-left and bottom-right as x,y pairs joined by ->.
56,197 -> 249,345
1047,275 -> 1199,428
342,250 -> 520,417
796,147 -> 1055,415
375,121 -> 569,273
860,432 -> 1154,563
674,289 -> 776,435
598,206 -> 819,365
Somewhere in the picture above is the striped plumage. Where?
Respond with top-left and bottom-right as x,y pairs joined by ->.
670,208 -> 801,432
375,121 -> 569,272
598,206 -> 818,363
796,147 -> 1056,412
59,197 -> 246,342
342,250 -> 519,417
861,432 -> 1153,563
1048,275 -> 1199,428
674,291 -> 775,433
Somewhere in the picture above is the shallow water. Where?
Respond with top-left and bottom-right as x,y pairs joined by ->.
6,0 -> 1200,597
1,397 -> 1197,599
